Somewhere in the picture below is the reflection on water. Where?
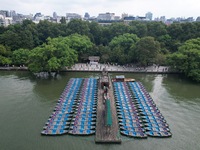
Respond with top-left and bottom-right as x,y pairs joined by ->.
0,71 -> 200,150
163,74 -> 200,100
32,72 -> 100,102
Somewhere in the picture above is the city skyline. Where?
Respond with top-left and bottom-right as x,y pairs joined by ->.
0,0 -> 200,19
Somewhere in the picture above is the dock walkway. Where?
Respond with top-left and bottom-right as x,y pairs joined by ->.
95,76 -> 121,143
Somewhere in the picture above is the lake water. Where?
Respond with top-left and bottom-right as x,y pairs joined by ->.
0,71 -> 200,150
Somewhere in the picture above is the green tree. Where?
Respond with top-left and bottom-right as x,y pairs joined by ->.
88,22 -> 103,45
12,48 -> 30,66
0,44 -> 11,65
98,45 -> 111,63
135,36 -> 160,66
129,21 -> 147,37
0,30 -> 21,50
101,27 -> 112,46
37,20 -> 63,44
22,20 -> 40,47
0,55 -> 11,65
146,22 -> 167,38
28,37 -> 78,75
108,23 -> 130,39
109,33 -> 140,64
67,19 -> 90,36
155,53 -> 166,65
0,26 -> 6,34
167,23 -> 183,40
167,38 -> 200,82
180,23 -> 197,41
0,20 -> 38,50
65,34 -> 94,61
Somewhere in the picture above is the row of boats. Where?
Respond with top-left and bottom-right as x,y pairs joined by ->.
41,78 -> 98,135
113,81 -> 172,138
41,77 -> 172,138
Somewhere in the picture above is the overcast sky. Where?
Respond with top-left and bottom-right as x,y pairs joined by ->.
1,0 -> 199,19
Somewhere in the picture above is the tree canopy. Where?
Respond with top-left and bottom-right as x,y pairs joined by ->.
0,19 -> 200,81
167,38 -> 200,82
0,44 -> 11,65
28,37 -> 78,74
64,34 -> 94,61
12,48 -> 30,66
135,36 -> 160,66
109,33 -> 139,64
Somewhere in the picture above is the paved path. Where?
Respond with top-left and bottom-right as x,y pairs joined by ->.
67,63 -> 177,74
0,63 -> 179,74
0,66 -> 28,70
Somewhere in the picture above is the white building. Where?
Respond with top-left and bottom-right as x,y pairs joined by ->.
0,14 -> 4,26
4,17 -> 13,26
0,15 -> 13,26
145,12 -> 153,21
66,13 -> 82,22
97,12 -> 115,20
114,16 -> 121,20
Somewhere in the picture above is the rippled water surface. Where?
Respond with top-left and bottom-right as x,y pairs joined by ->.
0,71 -> 200,150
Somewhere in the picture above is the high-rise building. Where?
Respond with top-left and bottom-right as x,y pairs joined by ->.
196,16 -> 200,22
84,12 -> 90,19
160,16 -> 166,22
121,13 -> 128,19
10,10 -> 16,17
145,12 -> 153,21
53,12 -> 57,19
0,10 -> 10,17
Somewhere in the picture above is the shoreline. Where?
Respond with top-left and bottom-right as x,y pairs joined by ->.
0,63 -> 180,74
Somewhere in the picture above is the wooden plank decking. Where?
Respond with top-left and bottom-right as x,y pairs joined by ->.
95,77 -> 121,143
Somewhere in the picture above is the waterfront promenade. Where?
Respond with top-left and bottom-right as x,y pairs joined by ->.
67,63 -> 177,74
0,63 -> 178,74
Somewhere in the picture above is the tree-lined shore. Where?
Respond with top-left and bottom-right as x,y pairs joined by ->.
0,19 -> 199,81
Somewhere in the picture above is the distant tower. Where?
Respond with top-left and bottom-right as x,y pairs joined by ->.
160,16 -> 166,22
0,10 -> 9,17
196,16 -> 200,22
145,12 -> 153,21
84,12 -> 90,19
10,10 -> 16,17
121,13 -> 128,19
53,12 -> 57,19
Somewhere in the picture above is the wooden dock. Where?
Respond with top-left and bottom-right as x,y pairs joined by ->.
95,76 -> 121,144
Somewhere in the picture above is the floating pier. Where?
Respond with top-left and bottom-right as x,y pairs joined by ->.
41,70 -> 171,141
95,70 -> 121,143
